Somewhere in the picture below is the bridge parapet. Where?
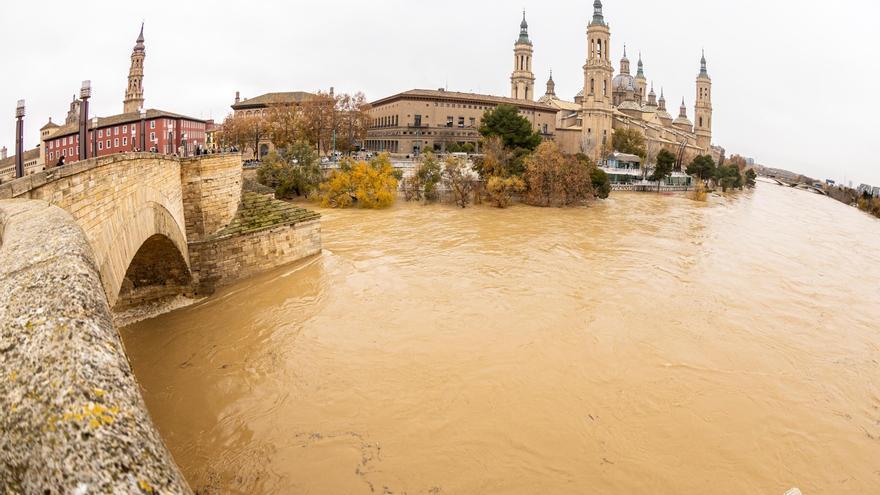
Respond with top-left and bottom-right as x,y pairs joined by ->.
0,200 -> 191,493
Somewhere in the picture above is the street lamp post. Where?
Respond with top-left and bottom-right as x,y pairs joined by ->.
79,80 -> 91,160
15,100 -> 25,178
139,109 -> 146,152
181,132 -> 188,158
91,117 -> 98,158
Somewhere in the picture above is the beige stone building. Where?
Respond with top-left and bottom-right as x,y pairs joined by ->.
367,2 -> 717,163
231,90 -> 317,158
365,89 -> 557,155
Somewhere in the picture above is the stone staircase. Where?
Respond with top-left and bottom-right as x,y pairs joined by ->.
211,192 -> 320,239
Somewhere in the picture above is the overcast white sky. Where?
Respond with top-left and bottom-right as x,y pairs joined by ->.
0,0 -> 877,185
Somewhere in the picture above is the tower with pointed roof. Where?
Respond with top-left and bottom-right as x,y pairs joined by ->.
634,53 -> 647,103
694,50 -> 712,150
582,0 -> 614,161
544,70 -> 556,97
511,11 -> 536,100
123,23 -> 146,114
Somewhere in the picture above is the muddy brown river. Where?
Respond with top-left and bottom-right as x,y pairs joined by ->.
121,183 -> 880,494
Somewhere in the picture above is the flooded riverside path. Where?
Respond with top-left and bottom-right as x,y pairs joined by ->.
121,183 -> 880,494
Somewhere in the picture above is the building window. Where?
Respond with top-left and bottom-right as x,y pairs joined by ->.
114,138 -> 119,147
114,127 -> 119,136
150,120 -> 156,129
62,137 -> 67,145
131,124 -> 136,133
122,126 -> 127,134
98,141 -> 103,151
447,116 -> 453,127
458,117 -> 465,128
62,149 -> 66,157
49,152 -> 53,160
106,140 -> 110,148
150,132 -> 156,141
123,137 -> 128,146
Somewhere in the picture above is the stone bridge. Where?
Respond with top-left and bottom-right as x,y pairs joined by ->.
0,153 -> 320,493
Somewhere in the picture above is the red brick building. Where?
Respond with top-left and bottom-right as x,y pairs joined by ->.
44,110 -> 206,166
41,24 -> 206,167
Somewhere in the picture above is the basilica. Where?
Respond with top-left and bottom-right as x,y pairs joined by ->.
513,0 -> 715,162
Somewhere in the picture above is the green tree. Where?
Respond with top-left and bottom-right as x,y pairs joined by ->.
590,167 -> 612,199
256,142 -> 323,198
611,127 -> 647,159
479,104 -> 542,151
716,164 -> 744,192
403,151 -> 442,202
744,168 -> 757,188
686,155 -> 716,183
650,149 -> 676,188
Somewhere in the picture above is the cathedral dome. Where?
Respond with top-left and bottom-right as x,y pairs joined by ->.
612,73 -> 636,92
673,114 -> 693,127
618,100 -> 642,112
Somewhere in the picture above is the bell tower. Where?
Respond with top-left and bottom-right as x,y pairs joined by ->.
581,0 -> 614,161
695,50 -> 712,151
123,23 -> 146,114
510,11 -> 535,101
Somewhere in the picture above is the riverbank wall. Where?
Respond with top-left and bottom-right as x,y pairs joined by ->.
188,192 -> 321,293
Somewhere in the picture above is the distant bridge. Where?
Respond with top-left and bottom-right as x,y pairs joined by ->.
761,175 -> 827,196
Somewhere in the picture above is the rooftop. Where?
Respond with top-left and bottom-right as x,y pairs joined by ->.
371,89 -> 558,113
47,109 -> 205,139
232,91 -> 317,109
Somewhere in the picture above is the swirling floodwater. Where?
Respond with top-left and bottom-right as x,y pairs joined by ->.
121,183 -> 880,494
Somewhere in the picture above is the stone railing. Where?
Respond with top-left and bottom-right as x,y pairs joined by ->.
0,200 -> 191,494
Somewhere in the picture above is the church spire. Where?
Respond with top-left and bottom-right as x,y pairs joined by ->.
591,0 -> 606,26
679,97 -> 688,118
699,49 -> 709,78
637,52 -> 644,77
123,23 -> 146,113
518,10 -> 531,44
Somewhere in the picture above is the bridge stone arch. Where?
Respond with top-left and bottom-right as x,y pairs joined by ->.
0,152 -> 242,307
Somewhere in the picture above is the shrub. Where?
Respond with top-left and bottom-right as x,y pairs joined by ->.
403,151 -> 442,202
443,156 -> 479,208
523,142 -> 594,207
590,167 -> 612,199
486,176 -> 525,208
317,153 -> 398,208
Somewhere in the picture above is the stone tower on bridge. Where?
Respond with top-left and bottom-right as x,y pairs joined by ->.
123,23 -> 146,113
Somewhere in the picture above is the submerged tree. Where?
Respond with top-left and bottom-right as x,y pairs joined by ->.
686,154 -> 717,183
650,149 -> 677,190
744,168 -> 757,188
318,153 -> 398,208
403,151 -> 442,202
523,141 -> 594,207
257,142 -> 323,198
443,156 -> 479,208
